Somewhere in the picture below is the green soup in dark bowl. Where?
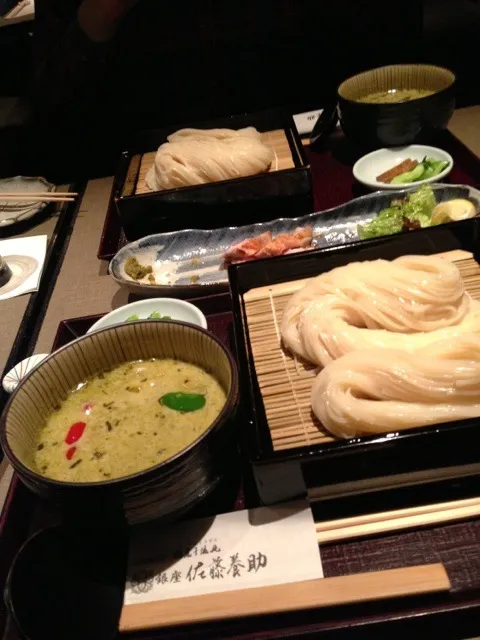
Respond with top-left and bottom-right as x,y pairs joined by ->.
337,64 -> 456,149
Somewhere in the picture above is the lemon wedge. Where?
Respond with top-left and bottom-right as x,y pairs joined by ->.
431,199 -> 477,225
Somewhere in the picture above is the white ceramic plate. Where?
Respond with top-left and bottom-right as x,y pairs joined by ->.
353,145 -> 453,190
0,176 -> 55,227
86,298 -> 208,333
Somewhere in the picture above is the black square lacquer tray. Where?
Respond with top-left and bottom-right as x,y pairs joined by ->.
230,217 -> 480,505
113,109 -> 312,241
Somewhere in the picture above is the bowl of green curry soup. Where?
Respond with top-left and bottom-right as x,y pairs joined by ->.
0,320 -> 239,525
337,64 -> 455,148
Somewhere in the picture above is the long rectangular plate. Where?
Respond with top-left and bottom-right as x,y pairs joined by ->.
109,184 -> 480,296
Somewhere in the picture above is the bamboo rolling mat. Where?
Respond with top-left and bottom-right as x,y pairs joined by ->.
119,563 -> 450,632
129,129 -> 294,196
243,250 -> 480,453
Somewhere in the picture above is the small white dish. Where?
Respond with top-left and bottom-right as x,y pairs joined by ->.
0,177 -> 55,227
87,298 -> 208,334
2,353 -> 49,394
353,145 -> 453,190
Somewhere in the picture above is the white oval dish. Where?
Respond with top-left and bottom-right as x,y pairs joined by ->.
86,298 -> 207,334
0,177 -> 56,227
353,145 -> 453,191
2,354 -> 50,394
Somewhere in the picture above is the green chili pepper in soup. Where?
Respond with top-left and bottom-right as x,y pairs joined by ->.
160,392 -> 206,412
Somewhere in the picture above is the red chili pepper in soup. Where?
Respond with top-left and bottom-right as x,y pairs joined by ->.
66,447 -> 77,461
65,422 -> 87,445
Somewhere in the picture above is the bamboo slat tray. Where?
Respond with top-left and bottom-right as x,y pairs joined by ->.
243,250 -> 479,453
129,129 -> 294,196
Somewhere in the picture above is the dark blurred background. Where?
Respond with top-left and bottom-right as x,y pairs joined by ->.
0,0 -> 478,179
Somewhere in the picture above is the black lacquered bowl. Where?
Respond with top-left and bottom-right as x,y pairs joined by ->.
0,321 -> 239,525
338,64 -> 456,149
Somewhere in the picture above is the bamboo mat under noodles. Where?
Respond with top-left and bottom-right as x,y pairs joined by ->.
243,250 -> 480,452
130,129 -> 294,196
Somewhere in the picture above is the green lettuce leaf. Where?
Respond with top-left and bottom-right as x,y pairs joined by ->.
404,184 -> 436,216
357,185 -> 436,239
357,206 -> 404,240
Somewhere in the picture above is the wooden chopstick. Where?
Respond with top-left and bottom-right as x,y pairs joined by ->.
0,192 -> 78,197
119,563 -> 450,631
0,196 -> 75,203
316,497 -> 480,544
5,0 -> 30,19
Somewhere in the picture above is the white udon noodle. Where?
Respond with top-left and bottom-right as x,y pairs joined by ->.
146,127 -> 273,192
312,334 -> 480,438
280,255 -> 480,437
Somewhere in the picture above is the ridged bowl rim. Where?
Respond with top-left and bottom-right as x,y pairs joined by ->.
338,64 -> 456,106
0,320 -> 239,490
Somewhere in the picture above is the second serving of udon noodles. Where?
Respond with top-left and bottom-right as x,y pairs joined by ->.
280,254 -> 480,438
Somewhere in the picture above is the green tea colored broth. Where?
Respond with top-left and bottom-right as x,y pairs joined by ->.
357,88 -> 434,104
34,359 -> 227,482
